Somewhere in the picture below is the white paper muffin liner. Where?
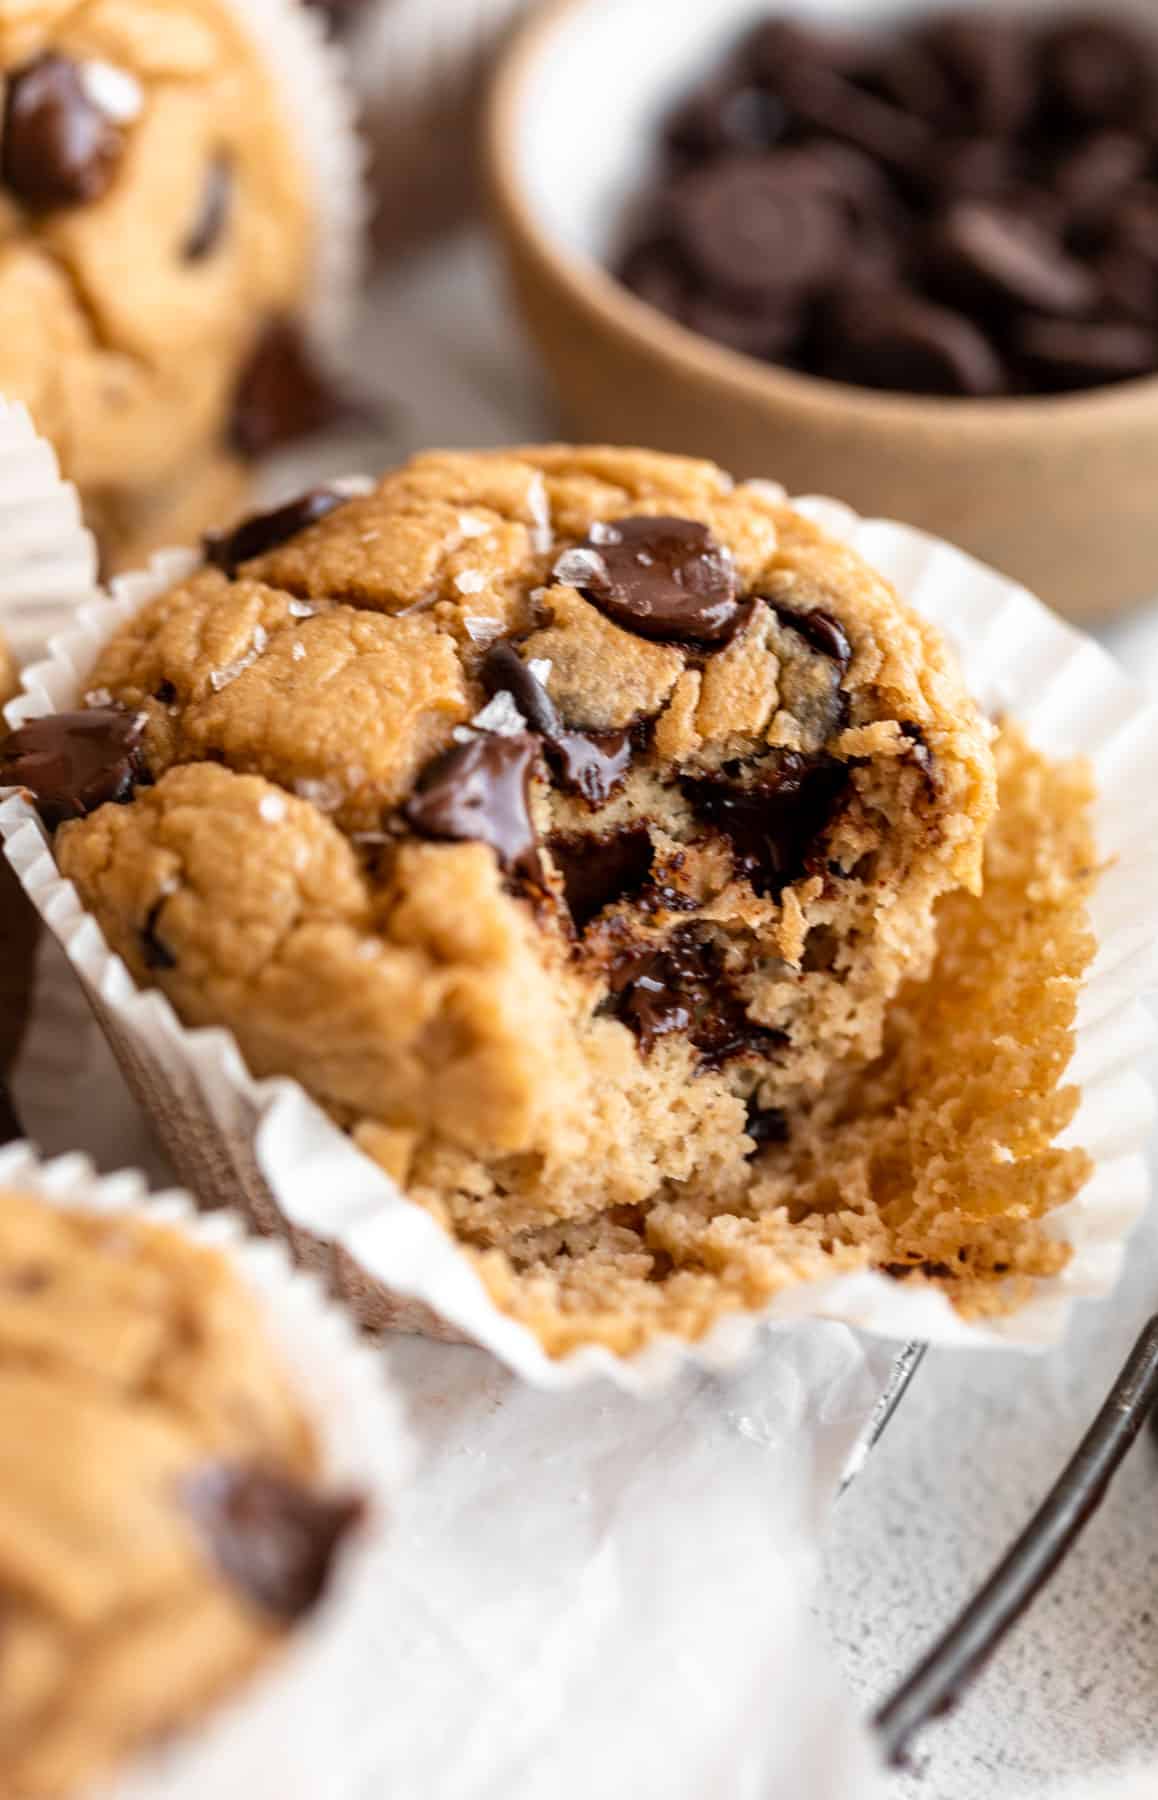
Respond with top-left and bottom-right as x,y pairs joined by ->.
0,1141 -> 413,1800
0,400 -> 98,664
3,445 -> 1156,1390
223,0 -> 367,376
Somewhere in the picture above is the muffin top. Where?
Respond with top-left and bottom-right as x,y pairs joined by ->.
0,0 -> 312,499
0,1190 -> 361,1797
23,446 -> 994,1241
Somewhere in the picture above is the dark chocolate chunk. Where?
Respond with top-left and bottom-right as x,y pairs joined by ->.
204,488 -> 351,576
404,735 -> 542,881
672,156 -> 845,301
1043,18 -> 1158,129
182,154 -> 232,262
230,320 -> 350,461
182,1462 -> 363,1622
303,0 -> 368,32
1014,316 -> 1158,389
549,825 -> 653,931
681,291 -> 802,361
556,517 -> 741,646
746,19 -> 869,87
479,643 -> 632,805
0,1075 -> 23,1148
821,289 -> 1006,396
0,709 -> 147,830
140,899 -> 176,971
1,54 -> 126,211
480,642 -> 561,737
546,731 -> 632,808
682,754 -> 850,898
774,58 -> 931,174
666,81 -> 788,159
609,929 -> 785,1065
745,1099 -> 789,1150
618,239 -> 688,322
1055,133 -> 1148,226
920,15 -> 1035,138
767,600 -> 852,671
931,201 -> 1096,316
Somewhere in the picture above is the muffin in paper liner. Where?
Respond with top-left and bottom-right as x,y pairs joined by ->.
2,458 -> 1156,1391
0,0 -> 366,581
0,1140 -> 413,1800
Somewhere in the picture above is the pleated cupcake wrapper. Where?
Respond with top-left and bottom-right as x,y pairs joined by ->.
224,0 -> 367,378
0,400 -> 98,664
0,1144 -> 413,1800
4,484 -> 1158,1392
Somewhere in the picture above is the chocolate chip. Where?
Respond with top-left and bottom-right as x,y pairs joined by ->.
920,15 -> 1035,138
666,81 -> 788,159
182,154 -> 232,262
609,929 -> 785,1065
821,289 -> 1006,396
682,754 -> 849,898
672,157 -> 845,302
774,59 -> 931,174
182,1462 -> 363,1622
931,201 -> 1096,316
480,643 -> 561,737
140,899 -> 176,971
767,601 -> 852,671
404,735 -> 542,881
205,489 -> 351,575
0,709 -> 147,830
303,0 -> 368,32
549,825 -> 653,930
745,1099 -> 789,1150
1,54 -> 126,211
1014,316 -> 1158,389
479,643 -> 632,805
555,517 -> 741,646
681,291 -> 802,361
230,320 -> 350,461
1055,133 -> 1148,226
618,240 -> 687,322
1042,18 -> 1158,129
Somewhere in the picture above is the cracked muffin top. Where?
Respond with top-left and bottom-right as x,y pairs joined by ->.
0,1189 -> 363,1798
6,445 -> 1015,1350
0,0 -> 313,564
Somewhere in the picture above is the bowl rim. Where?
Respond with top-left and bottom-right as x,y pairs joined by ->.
486,0 -> 1158,432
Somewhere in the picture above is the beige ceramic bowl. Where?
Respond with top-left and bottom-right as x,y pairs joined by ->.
487,0 -> 1158,621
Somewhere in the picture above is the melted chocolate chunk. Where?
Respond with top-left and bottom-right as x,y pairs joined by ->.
480,643 -> 632,806
182,1462 -> 363,1622
182,154 -> 232,261
682,755 -> 850,898
609,929 -> 785,1065
556,517 -> 742,645
545,731 -> 633,807
480,643 -> 561,736
745,1099 -> 789,1150
767,600 -> 852,670
0,709 -> 147,829
404,735 -> 542,881
549,825 -> 653,931
205,489 -> 351,575
230,320 -> 351,461
140,900 -> 176,971
1,55 -> 125,211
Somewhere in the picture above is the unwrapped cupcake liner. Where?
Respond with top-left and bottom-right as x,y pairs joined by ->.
3,458 -> 1157,1391
0,1141 -> 413,1800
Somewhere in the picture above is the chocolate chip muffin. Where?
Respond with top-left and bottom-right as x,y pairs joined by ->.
0,1188 -> 362,1797
2,446 -> 1035,1348
0,0 -> 321,572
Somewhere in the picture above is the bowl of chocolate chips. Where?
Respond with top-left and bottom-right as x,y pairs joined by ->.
489,0 -> 1158,621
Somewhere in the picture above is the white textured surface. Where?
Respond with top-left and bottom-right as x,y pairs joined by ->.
9,234 -> 1158,1795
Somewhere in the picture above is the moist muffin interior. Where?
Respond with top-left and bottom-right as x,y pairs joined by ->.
21,446 -> 1094,1353
0,1191 -> 361,1797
